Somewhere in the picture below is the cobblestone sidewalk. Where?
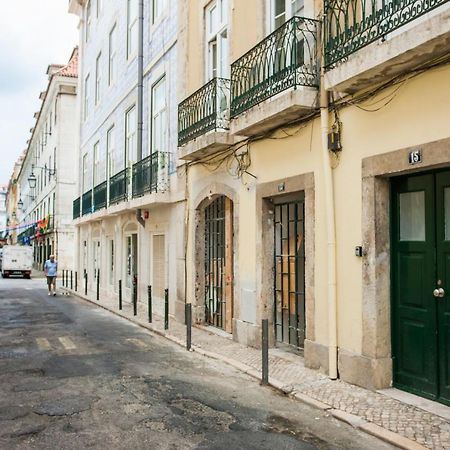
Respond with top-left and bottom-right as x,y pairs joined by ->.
63,287 -> 450,450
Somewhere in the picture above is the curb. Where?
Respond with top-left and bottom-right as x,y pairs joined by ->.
62,288 -> 430,450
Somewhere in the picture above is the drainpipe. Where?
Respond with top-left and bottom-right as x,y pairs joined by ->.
136,0 -> 145,228
319,21 -> 338,380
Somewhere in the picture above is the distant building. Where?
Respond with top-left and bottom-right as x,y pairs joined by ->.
0,185 -> 7,244
15,48 -> 78,270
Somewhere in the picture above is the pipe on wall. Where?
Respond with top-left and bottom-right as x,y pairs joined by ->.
319,21 -> 338,380
136,0 -> 145,228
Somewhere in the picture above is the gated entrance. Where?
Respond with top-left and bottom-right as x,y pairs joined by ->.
204,195 -> 233,332
391,170 -> 450,405
273,194 -> 306,349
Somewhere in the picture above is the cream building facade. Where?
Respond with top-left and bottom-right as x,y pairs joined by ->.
13,50 -> 78,271
176,0 -> 450,407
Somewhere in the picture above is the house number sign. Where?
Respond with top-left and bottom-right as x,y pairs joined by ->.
409,150 -> 422,165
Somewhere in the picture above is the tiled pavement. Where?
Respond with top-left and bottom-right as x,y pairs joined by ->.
62,287 -> 450,450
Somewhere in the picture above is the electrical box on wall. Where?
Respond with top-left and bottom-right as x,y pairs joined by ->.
355,246 -> 364,257
328,132 -> 341,152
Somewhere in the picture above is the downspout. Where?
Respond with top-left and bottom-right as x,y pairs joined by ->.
136,0 -> 145,228
319,19 -> 338,379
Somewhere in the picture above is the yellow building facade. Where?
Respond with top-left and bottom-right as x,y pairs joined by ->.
178,0 -> 450,405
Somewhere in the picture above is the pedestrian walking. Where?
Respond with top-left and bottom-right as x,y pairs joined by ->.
44,255 -> 58,296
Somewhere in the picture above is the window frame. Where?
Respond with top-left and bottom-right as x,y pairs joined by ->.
125,106 -> 137,167
108,24 -> 117,86
84,74 -> 90,120
95,52 -> 102,105
150,75 -> 167,155
127,0 -> 138,59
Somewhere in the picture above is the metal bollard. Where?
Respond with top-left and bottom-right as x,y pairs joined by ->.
96,270 -> 100,301
84,272 -> 88,296
62,270 -> 65,288
133,277 -> 137,316
261,319 -> 269,385
148,285 -> 152,323
186,303 -> 192,351
70,271 -> 73,290
164,289 -> 169,330
75,271 -> 78,292
118,280 -> 122,310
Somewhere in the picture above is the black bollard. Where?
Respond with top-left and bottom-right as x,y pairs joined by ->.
186,303 -> 192,351
164,289 -> 169,330
261,319 -> 269,385
70,271 -> 73,290
133,277 -> 137,316
84,272 -> 88,296
62,270 -> 65,288
119,280 -> 122,310
75,271 -> 78,292
96,270 -> 100,301
148,285 -> 152,323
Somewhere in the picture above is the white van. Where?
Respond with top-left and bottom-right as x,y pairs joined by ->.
0,245 -> 33,278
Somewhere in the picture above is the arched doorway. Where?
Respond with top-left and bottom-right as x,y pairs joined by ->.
204,195 -> 233,332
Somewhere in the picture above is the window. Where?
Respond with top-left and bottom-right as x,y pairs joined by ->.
82,153 -> 89,192
86,0 -> 92,42
95,52 -> 102,105
93,142 -> 100,185
48,156 -> 51,183
127,0 -> 138,58
152,0 -> 166,24
269,0 -> 304,31
54,98 -> 58,124
151,77 -> 167,153
108,25 -> 117,85
125,106 -> 137,166
96,0 -> 102,17
107,126 -> 116,177
205,0 -> 228,79
84,74 -> 90,120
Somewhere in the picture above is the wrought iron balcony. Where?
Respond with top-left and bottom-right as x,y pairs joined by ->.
73,197 -> 80,220
230,16 -> 318,118
324,0 -> 450,67
109,168 -> 128,205
82,189 -> 93,216
132,152 -> 170,198
178,78 -> 231,147
93,181 -> 107,211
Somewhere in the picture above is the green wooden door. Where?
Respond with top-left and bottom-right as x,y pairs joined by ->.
436,172 -> 450,406
392,171 -> 450,405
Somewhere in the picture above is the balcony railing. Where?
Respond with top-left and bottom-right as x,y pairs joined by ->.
132,152 -> 170,198
82,190 -> 93,216
178,78 -> 231,146
109,168 -> 128,205
93,181 -> 107,211
73,197 -> 80,219
230,16 -> 318,118
325,0 -> 450,67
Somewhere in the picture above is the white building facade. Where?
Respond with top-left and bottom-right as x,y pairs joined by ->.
15,49 -> 78,271
69,0 -> 185,317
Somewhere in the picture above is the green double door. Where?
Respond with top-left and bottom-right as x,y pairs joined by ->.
391,171 -> 450,405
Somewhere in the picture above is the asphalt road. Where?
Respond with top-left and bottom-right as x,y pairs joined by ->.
0,277 -> 395,450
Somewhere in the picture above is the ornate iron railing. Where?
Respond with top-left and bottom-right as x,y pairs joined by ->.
82,189 -> 93,216
93,181 -> 107,211
132,152 -> 170,198
231,16 -> 318,118
178,78 -> 231,146
325,0 -> 450,67
73,197 -> 80,219
109,168 -> 128,205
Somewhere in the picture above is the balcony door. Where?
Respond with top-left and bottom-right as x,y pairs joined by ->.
269,0 -> 304,32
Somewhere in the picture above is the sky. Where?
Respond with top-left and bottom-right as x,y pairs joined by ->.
0,1 -> 78,186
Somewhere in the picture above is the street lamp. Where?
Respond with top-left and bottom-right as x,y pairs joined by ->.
27,164 -> 56,189
17,198 -> 23,210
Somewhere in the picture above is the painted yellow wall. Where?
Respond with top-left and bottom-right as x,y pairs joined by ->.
181,0 -> 450,357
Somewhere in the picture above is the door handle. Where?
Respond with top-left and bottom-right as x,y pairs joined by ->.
433,288 -> 445,298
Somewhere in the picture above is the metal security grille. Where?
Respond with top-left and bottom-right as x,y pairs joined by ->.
274,198 -> 306,349
205,196 -> 226,329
